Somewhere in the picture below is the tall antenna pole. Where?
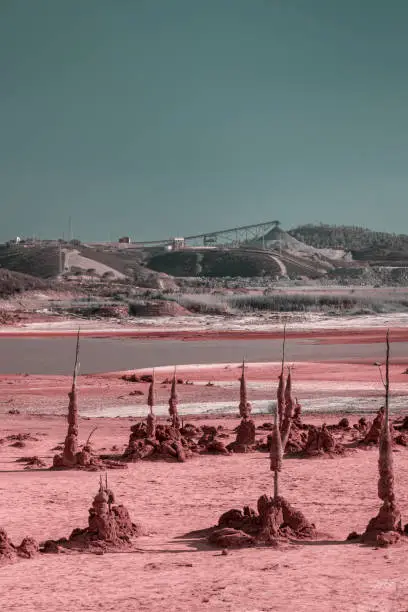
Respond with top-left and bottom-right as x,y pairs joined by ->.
68,216 -> 73,242
59,242 -> 63,275
72,328 -> 81,386
281,324 -> 287,375
385,329 -> 390,422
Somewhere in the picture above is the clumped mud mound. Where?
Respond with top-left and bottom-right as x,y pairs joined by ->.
0,529 -> 38,566
53,440 -> 127,471
122,373 -> 156,383
198,425 -> 230,455
392,415 -> 408,446
123,421 -> 193,462
360,407 -> 386,446
0,432 -> 41,447
300,424 -> 345,457
208,495 -> 317,548
16,455 -> 47,469
358,408 -> 408,447
122,420 -> 230,461
227,418 -> 256,453
396,415 -> 408,431
281,422 -> 309,455
353,417 -> 369,435
256,421 -> 345,457
42,481 -> 143,555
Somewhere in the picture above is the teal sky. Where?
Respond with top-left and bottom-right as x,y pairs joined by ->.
1,0 -> 408,242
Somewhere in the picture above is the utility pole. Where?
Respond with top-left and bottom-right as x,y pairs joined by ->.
58,242 -> 63,275
68,216 -> 72,242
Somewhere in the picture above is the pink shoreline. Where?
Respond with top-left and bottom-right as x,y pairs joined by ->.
1,362 -> 407,406
1,326 -> 408,343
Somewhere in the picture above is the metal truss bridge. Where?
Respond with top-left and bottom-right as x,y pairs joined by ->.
119,220 -> 281,248
184,220 -> 280,247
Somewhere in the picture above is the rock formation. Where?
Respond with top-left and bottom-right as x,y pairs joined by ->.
0,529 -> 38,566
359,407 -> 407,448
123,420 -> 190,462
123,376 -> 231,461
228,360 -> 256,453
281,368 -> 295,450
169,368 -> 181,430
238,360 -> 251,419
199,426 -> 230,455
57,330 -> 80,467
123,374 -> 200,461
277,372 -> 285,426
42,476 -> 142,554
209,493 -> 316,548
352,332 -> 404,546
209,334 -> 317,548
301,423 -> 345,457
52,332 -> 126,471
146,370 -> 157,438
293,397 -> 302,425
360,407 -> 385,445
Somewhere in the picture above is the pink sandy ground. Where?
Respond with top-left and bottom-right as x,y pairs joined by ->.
1,320 -> 408,611
1,411 -> 408,612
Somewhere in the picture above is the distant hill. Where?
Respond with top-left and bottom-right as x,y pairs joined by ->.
289,224 -> 408,253
0,244 -> 60,278
149,249 -> 292,278
79,246 -> 177,289
252,225 -> 316,254
79,246 -> 145,275
0,269 -> 50,297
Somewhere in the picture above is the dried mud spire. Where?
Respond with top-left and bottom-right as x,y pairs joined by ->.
209,325 -> 317,549
361,330 -> 402,545
293,397 -> 302,423
52,331 -> 126,471
238,358 -> 251,419
72,328 -> 81,384
281,367 -> 295,450
62,329 -> 81,465
169,367 -> 180,429
146,369 -> 157,438
277,325 -> 286,425
284,367 -> 292,408
271,326 -> 287,497
378,331 -> 396,504
147,369 -> 155,414
270,397 -> 283,499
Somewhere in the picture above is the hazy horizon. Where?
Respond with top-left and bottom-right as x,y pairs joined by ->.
1,1 -> 408,242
